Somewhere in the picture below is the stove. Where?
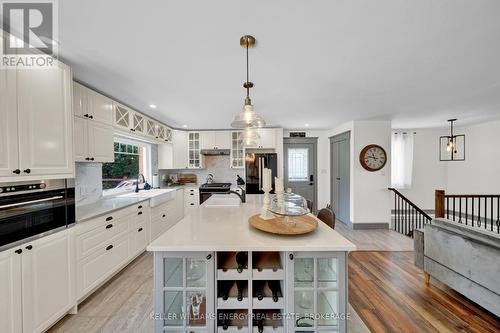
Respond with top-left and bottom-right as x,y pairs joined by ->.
199,183 -> 232,204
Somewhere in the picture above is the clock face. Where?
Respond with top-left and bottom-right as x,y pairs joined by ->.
360,144 -> 387,171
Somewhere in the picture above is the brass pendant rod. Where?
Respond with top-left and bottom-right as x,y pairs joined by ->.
246,39 -> 250,99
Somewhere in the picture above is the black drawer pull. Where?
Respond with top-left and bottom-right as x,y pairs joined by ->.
106,224 -> 113,229
23,168 -> 31,174
89,115 -> 94,119
90,157 -> 95,161
138,228 -> 143,232
13,169 -> 21,174
289,253 -> 294,260
106,245 -> 113,251
190,193 -> 194,196
138,205 -> 143,209
206,254 -> 212,260
25,245 -> 33,250
105,216 -> 113,221
190,203 -> 194,206
15,249 -> 22,254
162,214 -> 166,218
137,211 -> 143,215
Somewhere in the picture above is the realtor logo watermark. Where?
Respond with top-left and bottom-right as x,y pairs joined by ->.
1,0 -> 58,68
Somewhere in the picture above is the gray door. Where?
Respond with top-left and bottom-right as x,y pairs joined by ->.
330,132 -> 350,224
284,138 -> 317,212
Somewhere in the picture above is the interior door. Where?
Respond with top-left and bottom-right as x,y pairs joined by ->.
284,139 -> 317,212
330,132 -> 350,224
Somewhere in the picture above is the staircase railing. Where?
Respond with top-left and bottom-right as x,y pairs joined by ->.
435,190 -> 500,234
388,188 -> 432,238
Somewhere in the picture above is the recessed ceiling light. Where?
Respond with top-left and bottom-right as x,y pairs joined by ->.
304,123 -> 310,127
149,104 -> 157,109
183,125 -> 188,128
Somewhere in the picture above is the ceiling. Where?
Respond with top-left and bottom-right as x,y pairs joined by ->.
59,0 -> 500,130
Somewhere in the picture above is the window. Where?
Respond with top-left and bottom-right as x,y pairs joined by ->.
391,132 -> 414,189
102,138 -> 151,192
288,148 -> 309,181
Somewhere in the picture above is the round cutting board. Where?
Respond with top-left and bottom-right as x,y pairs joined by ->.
248,214 -> 318,235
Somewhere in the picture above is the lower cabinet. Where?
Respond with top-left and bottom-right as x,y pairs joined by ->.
151,190 -> 185,241
0,229 -> 74,333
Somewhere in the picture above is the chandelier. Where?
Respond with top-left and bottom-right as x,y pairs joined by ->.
439,119 -> 465,161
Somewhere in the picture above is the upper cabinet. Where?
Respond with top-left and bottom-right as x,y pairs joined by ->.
188,132 -> 202,168
200,131 -> 231,150
73,82 -> 112,125
0,61 -> 74,182
230,131 -> 244,168
113,103 -> 132,131
255,128 -> 277,149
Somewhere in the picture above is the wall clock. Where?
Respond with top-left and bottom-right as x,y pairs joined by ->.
359,144 -> 387,171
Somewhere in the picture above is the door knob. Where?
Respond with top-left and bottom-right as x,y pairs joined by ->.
23,168 -> 31,174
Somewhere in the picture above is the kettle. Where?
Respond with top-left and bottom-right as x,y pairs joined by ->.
236,175 -> 245,185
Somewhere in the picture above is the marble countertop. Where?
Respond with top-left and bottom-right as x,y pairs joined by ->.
147,194 -> 356,252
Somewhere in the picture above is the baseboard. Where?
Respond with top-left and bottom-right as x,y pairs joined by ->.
340,219 -> 389,230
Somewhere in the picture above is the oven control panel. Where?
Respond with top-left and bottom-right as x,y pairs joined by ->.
0,183 -> 46,194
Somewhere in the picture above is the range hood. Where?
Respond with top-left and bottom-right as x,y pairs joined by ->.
201,149 -> 230,156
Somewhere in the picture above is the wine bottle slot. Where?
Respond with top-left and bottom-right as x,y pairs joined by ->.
235,251 -> 248,273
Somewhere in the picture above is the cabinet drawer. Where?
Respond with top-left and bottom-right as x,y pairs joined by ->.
151,202 -> 173,222
76,205 -> 136,234
130,223 -> 148,257
76,216 -> 130,260
77,233 -> 130,298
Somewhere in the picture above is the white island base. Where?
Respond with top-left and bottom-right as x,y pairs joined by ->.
147,195 -> 356,333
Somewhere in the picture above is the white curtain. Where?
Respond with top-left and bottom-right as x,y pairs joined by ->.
391,132 -> 414,189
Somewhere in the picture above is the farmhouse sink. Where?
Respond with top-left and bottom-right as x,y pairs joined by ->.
117,188 -> 176,207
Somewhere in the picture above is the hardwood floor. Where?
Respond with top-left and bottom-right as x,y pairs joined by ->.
349,251 -> 500,333
335,220 -> 413,251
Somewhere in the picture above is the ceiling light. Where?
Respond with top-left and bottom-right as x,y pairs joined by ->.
183,125 -> 188,128
241,127 -> 260,147
149,104 -> 157,109
231,35 -> 266,129
304,123 -> 310,127
439,119 -> 465,161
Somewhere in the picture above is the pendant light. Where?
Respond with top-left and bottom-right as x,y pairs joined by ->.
231,35 -> 266,129
439,119 -> 466,161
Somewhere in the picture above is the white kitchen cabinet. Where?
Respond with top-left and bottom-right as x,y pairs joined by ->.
15,61 -> 74,179
173,130 -> 189,169
0,69 -> 20,178
188,132 -> 202,168
230,131 -> 244,168
21,229 -> 75,333
254,128 -> 276,149
0,248 -> 22,333
87,89 -> 113,125
72,82 -> 87,118
131,111 -> 146,135
74,116 -> 114,162
200,131 -> 231,150
200,131 -> 216,150
145,117 -> 157,138
114,103 -> 132,131
184,187 -> 199,212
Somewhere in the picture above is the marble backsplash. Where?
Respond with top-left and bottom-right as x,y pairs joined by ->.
75,162 -> 103,205
159,155 -> 243,185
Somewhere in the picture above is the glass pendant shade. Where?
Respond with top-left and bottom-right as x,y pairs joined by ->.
240,127 -> 260,146
231,104 -> 266,129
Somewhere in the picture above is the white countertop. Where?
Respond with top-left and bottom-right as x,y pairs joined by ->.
147,195 -> 356,252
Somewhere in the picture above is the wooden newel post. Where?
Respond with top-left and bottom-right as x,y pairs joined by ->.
435,190 -> 445,218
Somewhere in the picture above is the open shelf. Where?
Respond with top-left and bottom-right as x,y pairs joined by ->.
252,280 -> 285,309
217,309 -> 249,333
252,309 -> 284,333
218,280 -> 249,309
252,252 -> 284,280
218,252 -> 250,280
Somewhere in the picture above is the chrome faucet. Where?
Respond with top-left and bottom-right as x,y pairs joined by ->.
135,173 -> 146,193
228,186 -> 246,203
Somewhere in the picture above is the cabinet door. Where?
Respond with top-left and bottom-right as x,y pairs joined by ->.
188,132 -> 201,168
200,131 -> 215,150
131,111 -> 146,134
173,130 -> 188,169
215,131 -> 231,150
0,68 -> 20,178
22,230 -> 75,333
230,131 -> 244,169
145,118 -> 158,138
256,129 -> 276,149
114,103 -> 132,130
73,116 -> 89,162
88,89 -> 113,125
287,252 -> 346,333
88,121 -> 114,163
72,82 -> 87,118
17,62 -> 74,177
154,252 -> 215,333
158,143 -> 173,170
0,248 -> 22,333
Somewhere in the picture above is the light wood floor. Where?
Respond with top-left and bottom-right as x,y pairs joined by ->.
335,220 -> 413,251
349,251 -> 500,333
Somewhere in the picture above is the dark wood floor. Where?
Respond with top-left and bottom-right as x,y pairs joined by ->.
348,251 -> 500,333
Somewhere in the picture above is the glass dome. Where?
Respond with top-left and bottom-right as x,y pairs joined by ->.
231,104 -> 266,129
270,189 -> 309,226
240,127 -> 260,146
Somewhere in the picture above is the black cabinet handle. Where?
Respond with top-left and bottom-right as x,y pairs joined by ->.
106,224 -> 113,229
138,211 -> 143,215
190,193 -> 194,196
138,228 -> 143,232
162,214 -> 166,218
13,169 -> 21,174
23,168 -> 31,174
25,245 -> 33,250
190,203 -> 194,206
105,216 -> 113,221
85,157 -> 90,161
289,253 -> 294,260
206,254 -> 212,260
15,249 -> 22,254
106,245 -> 113,251
84,113 -> 89,118
138,205 -> 143,209
89,115 -> 94,119
90,157 -> 95,161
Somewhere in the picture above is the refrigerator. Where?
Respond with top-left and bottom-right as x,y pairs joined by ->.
245,153 -> 278,194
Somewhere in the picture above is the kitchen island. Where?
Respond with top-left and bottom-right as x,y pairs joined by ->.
147,195 -> 356,333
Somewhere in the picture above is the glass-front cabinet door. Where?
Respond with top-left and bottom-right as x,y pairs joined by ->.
155,252 -> 215,333
188,132 -> 201,168
230,131 -> 244,168
287,252 -> 346,333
